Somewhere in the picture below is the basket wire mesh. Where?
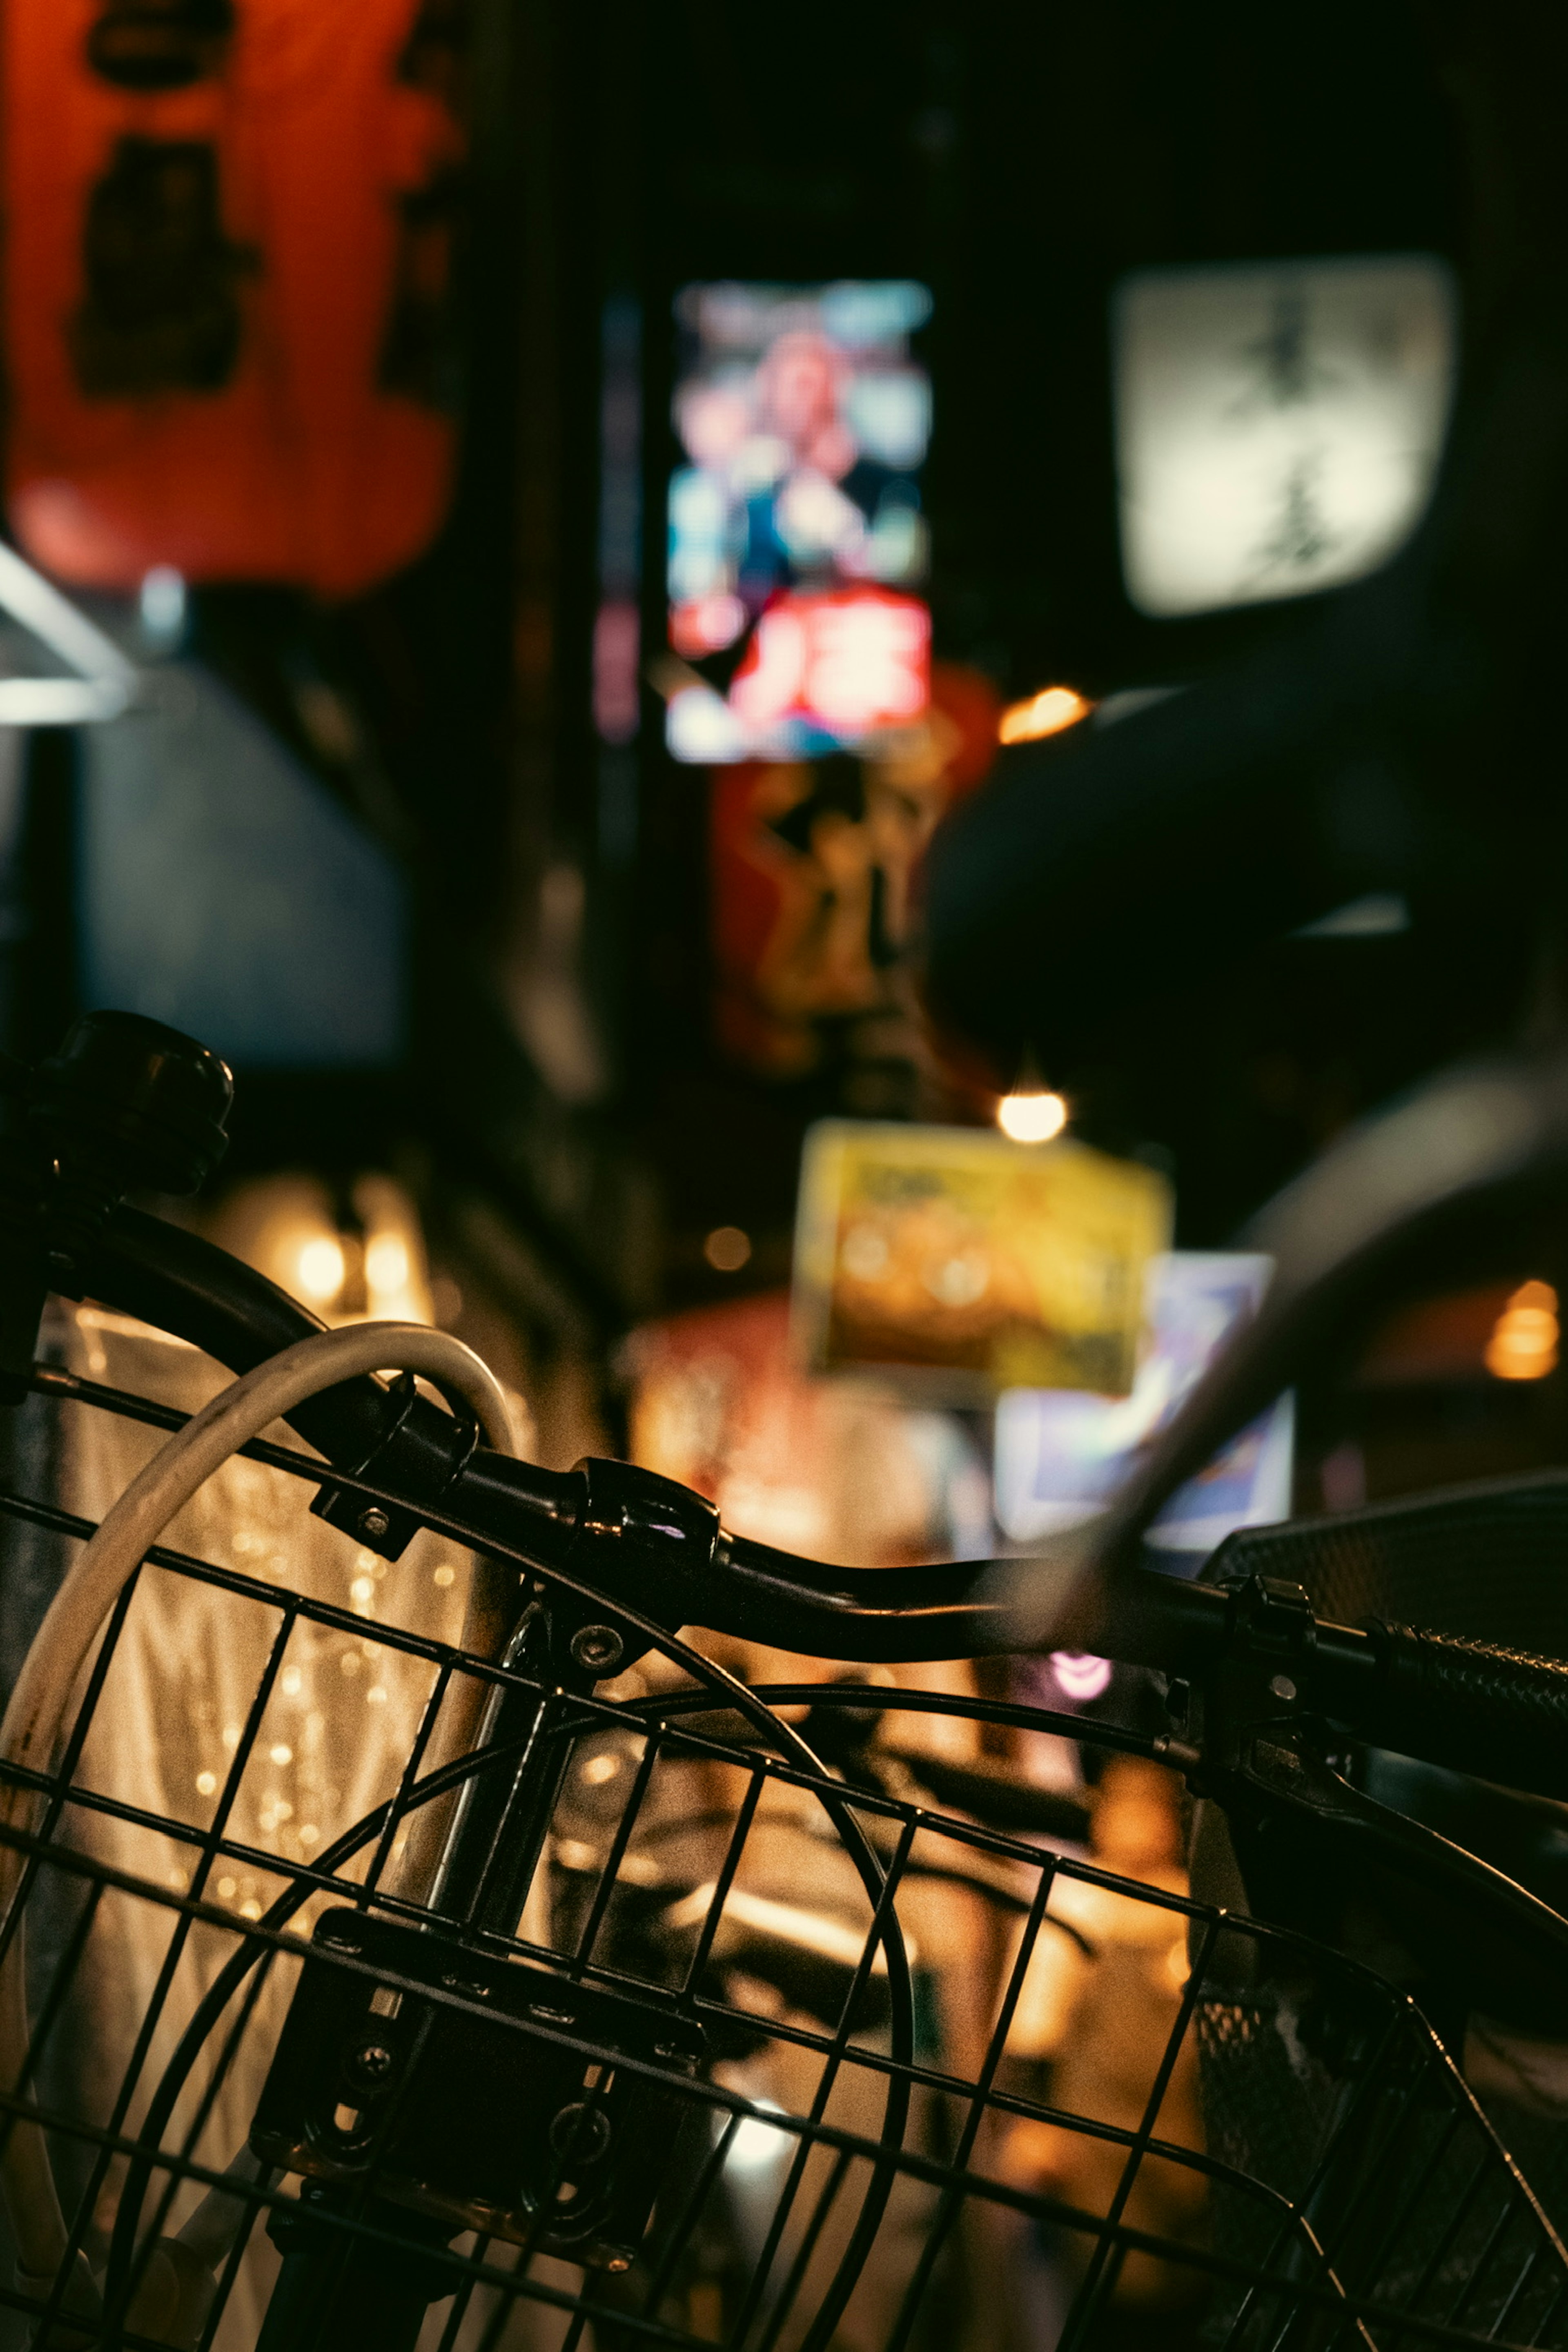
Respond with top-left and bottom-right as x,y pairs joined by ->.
0,1340 -> 1561,2352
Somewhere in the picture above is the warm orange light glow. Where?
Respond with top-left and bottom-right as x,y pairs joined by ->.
997,1089 -> 1068,1145
998,685 -> 1093,746
1485,1279 -> 1559,1381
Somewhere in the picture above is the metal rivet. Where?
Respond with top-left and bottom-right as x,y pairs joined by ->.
570,1625 -> 624,1674
359,1507 -> 392,1541
1269,1674 -> 1298,1703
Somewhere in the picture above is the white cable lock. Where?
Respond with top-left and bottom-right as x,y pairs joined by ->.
0,1322 -> 520,2329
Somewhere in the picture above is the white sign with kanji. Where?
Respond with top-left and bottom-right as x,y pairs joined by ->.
1114,253 -> 1457,619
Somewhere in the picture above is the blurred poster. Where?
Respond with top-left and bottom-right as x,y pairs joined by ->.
665,279 -> 932,764
4,0 -> 463,594
711,661 -> 1000,1081
1114,254 -> 1456,618
993,1252 -> 1294,1552
793,1122 -> 1172,1403
626,1290 -> 992,1569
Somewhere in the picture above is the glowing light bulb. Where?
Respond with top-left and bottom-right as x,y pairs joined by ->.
1486,1280 -> 1559,1381
997,1089 -> 1067,1145
998,686 -> 1092,746
295,1234 -> 346,1303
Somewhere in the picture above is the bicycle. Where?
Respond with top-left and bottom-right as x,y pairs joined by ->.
2,1011 -> 1568,2350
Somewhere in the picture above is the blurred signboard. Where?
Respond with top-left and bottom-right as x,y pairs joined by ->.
710,662 -> 1000,1080
666,279 -> 932,762
1114,253 -> 1457,618
793,1121 -> 1172,1402
993,1252 -> 1294,1553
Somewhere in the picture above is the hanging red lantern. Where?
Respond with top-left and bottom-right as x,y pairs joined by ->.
2,0 -> 464,596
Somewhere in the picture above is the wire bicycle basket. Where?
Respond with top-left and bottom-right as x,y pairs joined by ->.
0,1317 -> 1563,2352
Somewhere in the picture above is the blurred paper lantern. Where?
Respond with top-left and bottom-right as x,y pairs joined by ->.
3,0 -> 463,595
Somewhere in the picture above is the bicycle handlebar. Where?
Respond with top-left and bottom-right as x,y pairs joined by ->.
70,1182 -> 1568,1810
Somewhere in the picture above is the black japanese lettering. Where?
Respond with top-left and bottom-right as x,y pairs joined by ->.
85,0 -> 233,93
70,138 -> 256,399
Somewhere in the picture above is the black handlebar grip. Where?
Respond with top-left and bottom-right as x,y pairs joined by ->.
1363,1621 -> 1568,1800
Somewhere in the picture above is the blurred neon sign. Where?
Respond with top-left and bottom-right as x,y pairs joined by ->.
731,589 -> 929,733
666,280 -> 932,762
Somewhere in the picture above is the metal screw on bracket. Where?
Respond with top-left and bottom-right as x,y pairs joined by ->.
359,1507 -> 391,1541
352,2041 -> 396,2085
569,1625 -> 624,1675
1269,1674 -> 1298,1702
